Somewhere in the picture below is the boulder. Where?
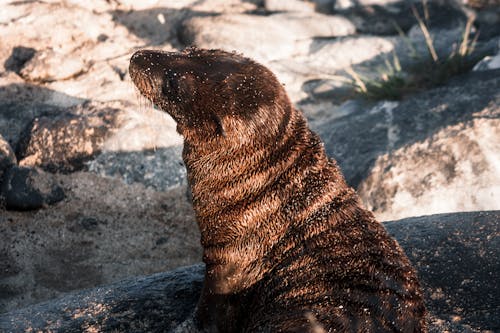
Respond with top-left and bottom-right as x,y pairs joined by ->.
19,48 -> 92,83
312,69 -> 500,220
1,211 -> 498,332
179,12 -> 355,63
16,102 -> 122,173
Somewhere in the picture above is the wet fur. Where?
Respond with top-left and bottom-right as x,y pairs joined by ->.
129,48 -> 427,333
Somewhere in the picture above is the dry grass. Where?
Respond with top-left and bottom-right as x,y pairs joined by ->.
347,3 -> 485,101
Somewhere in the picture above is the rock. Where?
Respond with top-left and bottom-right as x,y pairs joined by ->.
266,35 -> 397,102
0,166 -> 64,211
0,172 -> 200,312
0,84 -> 87,148
0,134 -> 16,182
334,0 -> 402,11
1,87 -> 184,189
179,12 -> 356,63
385,211 -> 500,333
0,264 -> 205,333
474,5 -> 500,40
19,48 -> 92,83
111,8 -> 190,46
338,2 -> 468,35
16,102 -> 121,173
88,146 -> 186,191
264,0 -> 315,12
3,46 -> 36,74
1,211 -> 498,332
474,40 -> 500,70
312,69 -> 500,221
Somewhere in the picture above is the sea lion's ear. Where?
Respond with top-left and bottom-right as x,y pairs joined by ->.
211,113 -> 226,137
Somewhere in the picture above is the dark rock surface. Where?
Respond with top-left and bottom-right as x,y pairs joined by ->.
1,211 -> 498,332
0,166 -> 64,211
385,211 -> 500,332
338,2 -> 468,36
0,265 -> 204,333
3,46 -> 36,74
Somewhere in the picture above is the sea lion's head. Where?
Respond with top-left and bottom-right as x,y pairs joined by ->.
129,48 -> 291,145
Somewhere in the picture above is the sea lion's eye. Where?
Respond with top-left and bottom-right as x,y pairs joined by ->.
163,74 -> 179,96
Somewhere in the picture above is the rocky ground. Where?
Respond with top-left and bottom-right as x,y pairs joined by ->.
0,0 -> 499,331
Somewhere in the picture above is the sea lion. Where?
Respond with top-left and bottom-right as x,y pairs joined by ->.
129,48 -> 427,333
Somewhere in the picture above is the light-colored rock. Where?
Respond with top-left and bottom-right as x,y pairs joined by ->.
0,1 -> 142,103
311,70 -> 500,221
334,0 -> 402,11
264,0 -> 315,12
267,35 -> 396,101
360,113 -> 500,221
19,48 -> 92,83
311,70 -> 500,220
474,41 -> 500,70
180,12 -> 356,63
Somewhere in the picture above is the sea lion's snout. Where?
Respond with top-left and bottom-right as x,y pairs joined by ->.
130,49 -> 195,125
130,50 -> 170,102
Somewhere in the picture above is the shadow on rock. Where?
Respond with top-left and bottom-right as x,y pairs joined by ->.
0,83 -> 87,148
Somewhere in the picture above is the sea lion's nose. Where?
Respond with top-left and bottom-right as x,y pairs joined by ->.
129,50 -> 150,77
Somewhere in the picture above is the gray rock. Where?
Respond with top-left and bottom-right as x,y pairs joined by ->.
385,211 -> 500,333
88,146 -> 186,191
474,4 -> 500,40
338,2 -> 468,36
312,69 -> 500,221
474,40 -> 500,70
0,166 -> 64,211
0,264 -> 204,333
4,94 -> 185,189
1,211 -> 498,332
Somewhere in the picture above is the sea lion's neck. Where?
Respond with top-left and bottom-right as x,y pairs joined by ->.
183,109 -> 337,294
